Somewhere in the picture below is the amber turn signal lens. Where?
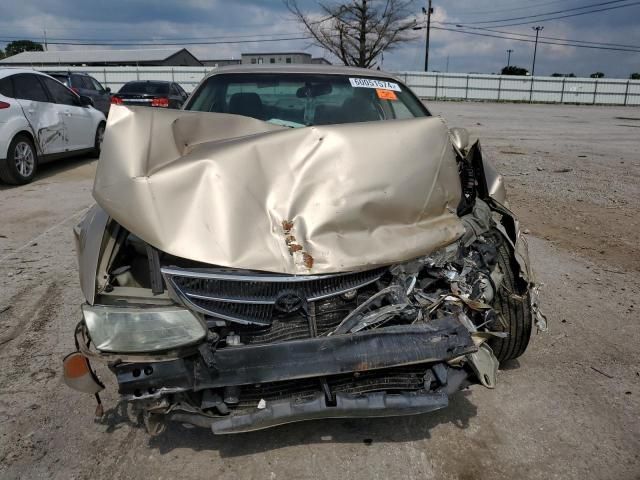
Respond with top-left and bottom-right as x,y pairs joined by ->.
63,352 -> 90,379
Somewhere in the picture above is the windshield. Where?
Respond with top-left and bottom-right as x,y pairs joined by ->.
119,81 -> 170,95
185,73 -> 429,127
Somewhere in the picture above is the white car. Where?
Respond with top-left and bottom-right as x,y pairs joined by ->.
0,68 -> 106,185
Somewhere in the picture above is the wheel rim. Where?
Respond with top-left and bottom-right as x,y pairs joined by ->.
14,141 -> 35,177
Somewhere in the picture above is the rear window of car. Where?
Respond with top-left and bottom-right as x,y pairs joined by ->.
0,76 -> 15,98
184,73 -> 429,127
13,74 -> 49,102
119,81 -> 170,95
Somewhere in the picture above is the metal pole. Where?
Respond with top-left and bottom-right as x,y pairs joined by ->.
465,74 -> 469,99
506,49 -> 513,67
560,77 -> 566,103
531,26 -> 543,76
623,80 -> 630,106
434,73 -> 439,99
529,77 -> 535,103
593,79 -> 598,105
497,76 -> 502,101
529,26 -> 543,103
424,0 -> 433,72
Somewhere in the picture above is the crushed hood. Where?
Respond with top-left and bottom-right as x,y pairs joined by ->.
93,105 -> 464,274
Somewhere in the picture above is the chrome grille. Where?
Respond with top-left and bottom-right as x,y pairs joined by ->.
162,267 -> 385,326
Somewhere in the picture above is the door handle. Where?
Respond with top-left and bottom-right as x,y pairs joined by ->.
63,109 -> 71,116
28,109 -> 35,114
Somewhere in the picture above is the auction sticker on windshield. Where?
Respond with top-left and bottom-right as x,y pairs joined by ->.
349,78 -> 401,91
376,89 -> 398,100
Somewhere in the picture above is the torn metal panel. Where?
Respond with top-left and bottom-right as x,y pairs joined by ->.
74,205 -> 110,305
94,106 -> 464,275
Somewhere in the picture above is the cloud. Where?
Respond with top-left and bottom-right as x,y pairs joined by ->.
1,0 -> 638,77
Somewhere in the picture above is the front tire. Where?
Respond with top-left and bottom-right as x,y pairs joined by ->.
488,238 -> 533,363
0,134 -> 38,185
92,122 -> 105,157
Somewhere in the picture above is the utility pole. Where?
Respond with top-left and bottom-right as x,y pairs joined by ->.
531,26 -> 543,76
506,49 -> 513,67
43,29 -> 48,51
424,0 -> 433,71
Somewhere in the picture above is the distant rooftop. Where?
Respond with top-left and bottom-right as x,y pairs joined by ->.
0,48 -> 201,65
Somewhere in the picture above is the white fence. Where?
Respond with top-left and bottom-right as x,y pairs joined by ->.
398,71 -> 640,105
37,66 -> 640,106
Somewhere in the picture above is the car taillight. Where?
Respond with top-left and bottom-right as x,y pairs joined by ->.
0,101 -> 10,109
110,96 -> 123,105
151,97 -> 169,108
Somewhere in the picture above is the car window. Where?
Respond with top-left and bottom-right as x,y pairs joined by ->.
119,82 -> 170,95
185,73 -> 428,127
48,74 -> 70,87
69,75 -> 83,89
176,84 -> 187,96
41,77 -> 79,106
13,74 -> 50,102
79,76 -> 95,90
89,77 -> 105,92
0,76 -> 15,98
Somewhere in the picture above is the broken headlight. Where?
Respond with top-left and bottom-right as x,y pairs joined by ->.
82,305 -> 206,353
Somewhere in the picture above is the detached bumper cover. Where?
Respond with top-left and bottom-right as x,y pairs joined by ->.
115,317 -> 476,394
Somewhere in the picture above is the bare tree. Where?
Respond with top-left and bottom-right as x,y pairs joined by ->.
284,0 -> 418,68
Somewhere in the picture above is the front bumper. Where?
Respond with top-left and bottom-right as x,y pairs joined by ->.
76,316 -> 477,434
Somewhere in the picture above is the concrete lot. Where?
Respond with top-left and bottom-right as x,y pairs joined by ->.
0,102 -> 638,480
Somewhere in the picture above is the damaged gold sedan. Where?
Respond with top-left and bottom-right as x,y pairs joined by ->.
64,65 -> 546,435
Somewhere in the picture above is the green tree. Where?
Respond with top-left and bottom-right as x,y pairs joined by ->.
0,49 -> 5,60
630,73 -> 640,80
501,66 -> 528,75
590,72 -> 605,78
5,40 -> 44,57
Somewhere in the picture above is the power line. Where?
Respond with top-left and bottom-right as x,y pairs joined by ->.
431,25 -> 640,52
445,0 -> 632,25
436,23 -> 640,49
458,0 -> 591,17
449,1 -> 640,28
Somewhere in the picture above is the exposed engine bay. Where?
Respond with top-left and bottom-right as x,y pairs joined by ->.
71,194 -> 544,434
64,95 -> 545,435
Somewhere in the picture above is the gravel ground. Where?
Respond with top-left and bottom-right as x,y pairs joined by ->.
0,102 -> 638,480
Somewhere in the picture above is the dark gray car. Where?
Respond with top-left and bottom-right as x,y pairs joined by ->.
44,72 -> 111,117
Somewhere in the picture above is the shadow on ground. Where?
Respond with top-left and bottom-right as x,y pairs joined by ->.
0,154 -> 96,191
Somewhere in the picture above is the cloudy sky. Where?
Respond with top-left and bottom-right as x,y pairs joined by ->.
0,0 -> 639,77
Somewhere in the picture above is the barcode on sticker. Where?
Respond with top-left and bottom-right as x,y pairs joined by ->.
349,78 -> 401,92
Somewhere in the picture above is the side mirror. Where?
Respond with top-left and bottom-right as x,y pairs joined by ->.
449,127 -> 470,152
104,87 -> 111,94
79,95 -> 94,107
